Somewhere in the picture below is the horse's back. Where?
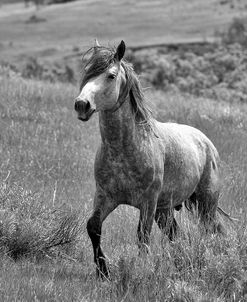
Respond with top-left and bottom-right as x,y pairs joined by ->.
155,122 -> 219,162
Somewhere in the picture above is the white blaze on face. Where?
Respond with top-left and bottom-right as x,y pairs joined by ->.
78,64 -> 124,112
77,76 -> 102,111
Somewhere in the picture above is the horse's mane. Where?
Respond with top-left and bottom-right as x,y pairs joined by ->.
80,46 -> 153,125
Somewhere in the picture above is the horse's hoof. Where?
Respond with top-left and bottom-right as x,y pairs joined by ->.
214,222 -> 226,235
96,260 -> 111,281
96,267 -> 110,281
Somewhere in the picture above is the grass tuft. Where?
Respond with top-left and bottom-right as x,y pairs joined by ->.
0,181 -> 83,261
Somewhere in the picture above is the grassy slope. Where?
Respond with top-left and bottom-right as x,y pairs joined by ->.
0,0 -> 247,63
1,68 -> 247,300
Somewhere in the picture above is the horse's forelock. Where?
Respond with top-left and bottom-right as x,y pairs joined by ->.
80,46 -> 115,89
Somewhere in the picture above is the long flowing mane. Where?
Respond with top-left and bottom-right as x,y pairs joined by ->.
80,46 -> 153,124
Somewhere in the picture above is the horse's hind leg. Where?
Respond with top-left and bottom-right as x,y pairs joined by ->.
196,190 -> 223,233
185,192 -> 197,212
196,162 -> 224,234
155,206 -> 178,241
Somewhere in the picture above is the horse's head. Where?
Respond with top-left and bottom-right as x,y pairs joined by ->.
75,40 -> 127,122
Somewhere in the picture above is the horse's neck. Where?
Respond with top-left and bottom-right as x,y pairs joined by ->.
99,96 -> 137,147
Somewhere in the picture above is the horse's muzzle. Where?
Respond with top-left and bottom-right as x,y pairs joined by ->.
74,99 -> 95,121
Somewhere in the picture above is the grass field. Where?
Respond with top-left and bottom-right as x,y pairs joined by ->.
1,63 -> 247,300
1,0 -> 247,300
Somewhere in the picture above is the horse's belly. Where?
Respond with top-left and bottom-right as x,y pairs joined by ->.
160,180 -> 198,208
160,160 -> 202,208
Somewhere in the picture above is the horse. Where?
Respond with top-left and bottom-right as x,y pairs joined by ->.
74,40 -> 225,279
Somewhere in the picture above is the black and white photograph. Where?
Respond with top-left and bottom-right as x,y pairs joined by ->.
0,0 -> 247,300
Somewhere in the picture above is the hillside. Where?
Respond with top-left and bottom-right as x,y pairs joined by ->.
0,0 -> 247,64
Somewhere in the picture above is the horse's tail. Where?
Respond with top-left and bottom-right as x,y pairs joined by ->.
217,206 -> 239,224
185,196 -> 239,224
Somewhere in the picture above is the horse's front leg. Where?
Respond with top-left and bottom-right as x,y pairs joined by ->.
87,190 -> 116,279
137,197 -> 158,253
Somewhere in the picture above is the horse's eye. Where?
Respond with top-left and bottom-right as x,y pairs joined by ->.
108,74 -> 116,80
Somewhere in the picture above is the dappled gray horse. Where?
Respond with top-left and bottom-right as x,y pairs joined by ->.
74,40 -> 224,278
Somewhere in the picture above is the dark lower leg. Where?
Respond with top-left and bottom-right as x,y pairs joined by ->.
197,192 -> 224,234
155,208 -> 178,241
87,212 -> 109,278
137,220 -> 151,248
168,218 -> 178,241
137,203 -> 156,252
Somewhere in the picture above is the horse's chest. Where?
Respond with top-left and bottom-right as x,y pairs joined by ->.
95,148 -> 162,204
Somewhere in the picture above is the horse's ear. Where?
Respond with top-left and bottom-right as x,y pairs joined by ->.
94,39 -> 100,47
114,40 -> 126,61
93,39 -> 100,53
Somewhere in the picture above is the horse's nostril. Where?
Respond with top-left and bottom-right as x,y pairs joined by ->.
85,101 -> 90,112
74,100 -> 90,113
